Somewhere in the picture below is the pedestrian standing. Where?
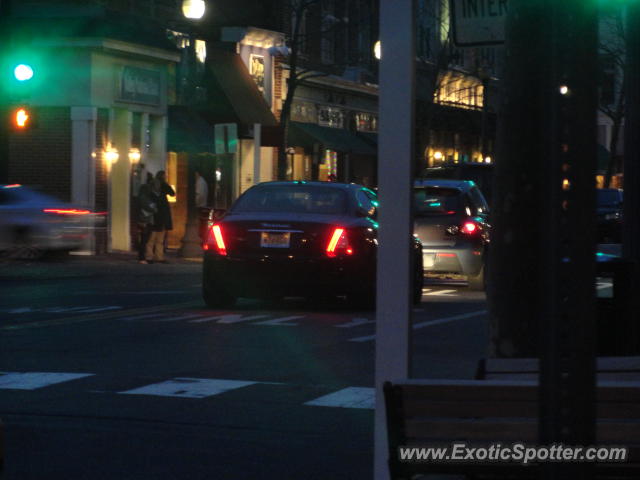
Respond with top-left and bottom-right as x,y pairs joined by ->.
195,169 -> 209,208
146,170 -> 175,263
137,172 -> 156,264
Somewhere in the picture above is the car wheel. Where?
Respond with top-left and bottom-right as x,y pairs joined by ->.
202,283 -> 236,308
8,228 -> 43,260
467,265 -> 485,291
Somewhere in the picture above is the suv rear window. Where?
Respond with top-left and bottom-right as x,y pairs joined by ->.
413,187 -> 461,216
232,185 -> 348,214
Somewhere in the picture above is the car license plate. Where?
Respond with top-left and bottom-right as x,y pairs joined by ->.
260,232 -> 291,248
423,253 -> 435,268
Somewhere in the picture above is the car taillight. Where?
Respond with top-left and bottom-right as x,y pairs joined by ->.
205,224 -> 227,256
43,208 -> 91,215
326,227 -> 353,257
461,221 -> 478,234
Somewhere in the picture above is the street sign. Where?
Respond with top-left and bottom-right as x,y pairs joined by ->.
451,0 -> 509,46
214,123 -> 238,154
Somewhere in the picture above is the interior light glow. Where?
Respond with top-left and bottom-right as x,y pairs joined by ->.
461,222 -> 478,234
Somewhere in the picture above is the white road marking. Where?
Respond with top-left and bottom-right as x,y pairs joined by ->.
349,309 -> 487,342
423,289 -> 458,296
206,314 -> 270,324
305,387 -> 374,409
7,308 -> 33,314
336,318 -> 375,328
596,282 -> 613,290
120,313 -> 165,322
45,306 -> 96,313
120,378 -> 256,398
254,316 -> 303,326
413,310 -> 488,329
0,372 -> 94,390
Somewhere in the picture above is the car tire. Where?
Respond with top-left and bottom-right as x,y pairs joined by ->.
202,283 -> 236,308
467,265 -> 485,291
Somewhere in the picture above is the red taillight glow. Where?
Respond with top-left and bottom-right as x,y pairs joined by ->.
210,224 -> 227,256
437,252 -> 457,258
43,208 -> 91,215
461,222 -> 478,234
326,227 -> 353,257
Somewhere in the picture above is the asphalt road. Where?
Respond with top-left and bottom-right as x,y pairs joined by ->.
0,254 -> 488,480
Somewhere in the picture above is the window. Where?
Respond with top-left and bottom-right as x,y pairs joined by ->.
413,187 -> 462,216
232,186 -> 347,214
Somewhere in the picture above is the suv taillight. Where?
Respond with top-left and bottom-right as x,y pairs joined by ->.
461,221 -> 478,235
204,224 -> 227,256
326,227 -> 354,257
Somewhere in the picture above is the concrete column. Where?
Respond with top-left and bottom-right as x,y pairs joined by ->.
148,115 -> 168,174
375,1 -> 415,480
110,108 -> 132,252
71,106 -> 97,254
253,123 -> 261,185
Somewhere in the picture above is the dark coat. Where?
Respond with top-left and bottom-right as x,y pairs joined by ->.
152,182 -> 175,231
137,183 -> 157,225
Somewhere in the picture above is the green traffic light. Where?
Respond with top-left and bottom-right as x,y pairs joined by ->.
13,64 -> 34,82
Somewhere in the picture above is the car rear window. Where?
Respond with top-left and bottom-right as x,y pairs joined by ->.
413,187 -> 461,216
232,185 -> 348,214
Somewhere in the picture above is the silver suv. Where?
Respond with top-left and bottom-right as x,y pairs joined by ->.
413,179 -> 490,290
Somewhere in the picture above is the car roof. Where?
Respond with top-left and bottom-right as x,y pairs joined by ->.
255,181 -> 365,191
413,178 -> 475,191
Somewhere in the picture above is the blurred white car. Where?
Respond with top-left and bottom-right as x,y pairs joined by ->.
0,184 -> 94,259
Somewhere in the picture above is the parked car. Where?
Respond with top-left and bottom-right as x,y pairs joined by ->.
0,184 -> 92,259
419,162 -> 494,205
413,179 -> 490,290
596,188 -> 623,244
202,181 -> 423,308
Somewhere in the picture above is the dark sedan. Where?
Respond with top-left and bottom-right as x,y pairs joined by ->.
202,181 -> 423,308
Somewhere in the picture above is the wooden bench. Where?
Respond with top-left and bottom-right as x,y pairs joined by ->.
384,379 -> 640,479
476,356 -> 640,382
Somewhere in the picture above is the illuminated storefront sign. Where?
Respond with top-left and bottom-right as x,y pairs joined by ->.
250,54 -> 265,93
318,106 -> 344,128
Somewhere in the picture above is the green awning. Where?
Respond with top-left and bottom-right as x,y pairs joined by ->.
289,122 -> 376,155
200,49 -> 278,128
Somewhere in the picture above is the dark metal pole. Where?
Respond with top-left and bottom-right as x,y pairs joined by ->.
538,1 -> 598,479
623,1 -> 640,354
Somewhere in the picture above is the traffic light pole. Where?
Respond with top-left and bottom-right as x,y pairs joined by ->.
491,1 -> 597,478
623,2 -> 640,354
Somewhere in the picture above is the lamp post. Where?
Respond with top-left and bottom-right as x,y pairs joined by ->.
178,0 -> 207,258
478,66 -> 490,162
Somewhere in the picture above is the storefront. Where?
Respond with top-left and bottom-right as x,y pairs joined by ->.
6,12 -> 180,254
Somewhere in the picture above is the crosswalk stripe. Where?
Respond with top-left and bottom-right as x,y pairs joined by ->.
0,372 -> 94,390
305,387 -> 374,409
254,316 -> 303,326
349,309 -> 487,342
119,378 -> 257,398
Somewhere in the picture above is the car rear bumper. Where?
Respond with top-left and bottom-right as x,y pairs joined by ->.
203,252 -> 375,297
422,245 -> 484,276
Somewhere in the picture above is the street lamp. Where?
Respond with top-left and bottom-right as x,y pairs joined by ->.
478,66 -> 491,162
182,0 -> 206,20
374,40 -> 381,60
178,0 -> 207,258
